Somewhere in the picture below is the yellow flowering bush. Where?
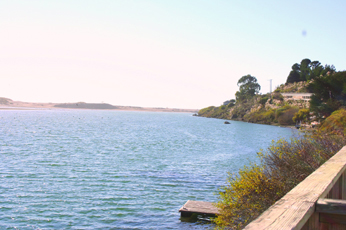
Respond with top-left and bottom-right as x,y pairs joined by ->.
214,165 -> 286,229
214,132 -> 346,229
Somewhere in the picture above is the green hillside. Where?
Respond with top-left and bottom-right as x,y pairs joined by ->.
197,59 -> 346,127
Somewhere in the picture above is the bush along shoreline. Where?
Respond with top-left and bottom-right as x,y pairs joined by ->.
213,131 -> 346,229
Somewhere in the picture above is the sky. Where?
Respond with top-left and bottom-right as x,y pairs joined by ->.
1,0 -> 346,109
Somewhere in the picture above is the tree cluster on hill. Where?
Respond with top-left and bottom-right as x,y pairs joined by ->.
309,71 -> 346,118
286,58 -> 335,83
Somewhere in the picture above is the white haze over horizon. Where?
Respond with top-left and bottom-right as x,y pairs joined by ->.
1,0 -> 346,109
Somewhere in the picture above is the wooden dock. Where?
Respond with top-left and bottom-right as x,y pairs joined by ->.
179,200 -> 220,217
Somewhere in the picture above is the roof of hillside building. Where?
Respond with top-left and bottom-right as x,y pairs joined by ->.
281,93 -> 313,96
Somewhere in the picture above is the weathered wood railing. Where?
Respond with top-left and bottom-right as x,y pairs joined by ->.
244,146 -> 346,230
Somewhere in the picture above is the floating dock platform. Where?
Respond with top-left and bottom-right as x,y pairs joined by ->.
179,200 -> 220,217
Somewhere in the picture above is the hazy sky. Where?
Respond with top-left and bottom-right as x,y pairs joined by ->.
1,0 -> 346,109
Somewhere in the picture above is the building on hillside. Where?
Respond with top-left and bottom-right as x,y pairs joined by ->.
281,93 -> 313,101
223,100 -> 231,106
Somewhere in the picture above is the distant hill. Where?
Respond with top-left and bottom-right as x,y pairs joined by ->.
0,97 -> 198,113
0,97 -> 13,104
54,102 -> 118,110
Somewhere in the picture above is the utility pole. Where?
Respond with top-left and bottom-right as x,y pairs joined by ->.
268,79 -> 272,93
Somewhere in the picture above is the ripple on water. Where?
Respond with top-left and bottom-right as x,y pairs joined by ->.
0,110 -> 296,229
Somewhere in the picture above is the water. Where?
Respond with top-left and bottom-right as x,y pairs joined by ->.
0,110 -> 296,229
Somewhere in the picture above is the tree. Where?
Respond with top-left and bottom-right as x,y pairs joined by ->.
321,64 -> 336,76
286,59 -> 335,84
308,71 -> 346,118
235,75 -> 261,101
286,63 -> 301,84
309,61 -> 323,80
299,58 -> 311,81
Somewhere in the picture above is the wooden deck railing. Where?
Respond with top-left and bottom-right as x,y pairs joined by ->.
244,146 -> 346,230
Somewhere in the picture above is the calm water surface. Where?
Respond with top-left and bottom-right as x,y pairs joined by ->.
0,110 -> 296,229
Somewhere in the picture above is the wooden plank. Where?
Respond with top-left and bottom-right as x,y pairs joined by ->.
329,175 -> 343,199
320,213 -> 346,225
316,198 -> 346,215
342,171 -> 346,200
244,146 -> 346,230
179,200 -> 220,216
301,212 -> 319,230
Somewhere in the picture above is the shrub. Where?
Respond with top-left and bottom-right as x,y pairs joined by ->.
277,107 -> 299,125
272,92 -> 283,101
244,109 -> 275,124
259,96 -> 269,105
292,109 -> 310,123
320,109 -> 346,135
214,164 -> 285,229
231,99 -> 257,119
197,106 -> 215,116
197,105 -> 231,119
214,132 -> 346,229
274,105 -> 299,126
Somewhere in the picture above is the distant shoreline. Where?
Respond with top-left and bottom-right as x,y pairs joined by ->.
0,98 -> 199,113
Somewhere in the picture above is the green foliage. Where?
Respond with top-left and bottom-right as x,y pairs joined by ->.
320,109 -> 346,135
214,164 -> 284,229
197,104 -> 232,119
309,71 -> 346,118
292,109 -> 310,123
275,81 -> 309,93
285,59 -> 335,84
233,99 -> 302,125
309,61 -> 324,80
235,75 -> 261,101
275,105 -> 289,118
259,96 -> 269,105
247,109 -> 275,124
277,107 -> 299,125
299,58 -> 312,81
268,105 -> 298,126
198,106 -> 216,115
286,63 -> 301,83
200,62 -> 342,127
272,92 -> 283,101
231,97 -> 258,119
223,99 -> 236,107
214,133 -> 346,229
